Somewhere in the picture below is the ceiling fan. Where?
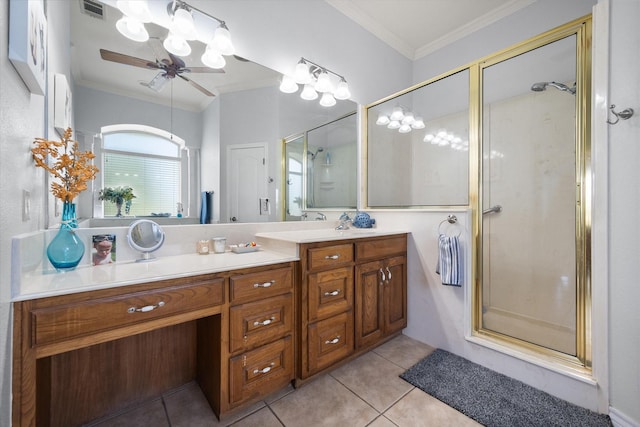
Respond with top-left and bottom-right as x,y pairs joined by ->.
99,37 -> 223,97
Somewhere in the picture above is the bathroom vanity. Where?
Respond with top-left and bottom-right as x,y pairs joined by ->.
11,230 -> 407,426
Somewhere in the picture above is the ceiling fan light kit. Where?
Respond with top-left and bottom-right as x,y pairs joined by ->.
280,57 -> 351,107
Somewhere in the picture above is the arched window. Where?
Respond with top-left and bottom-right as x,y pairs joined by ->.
100,124 -> 184,216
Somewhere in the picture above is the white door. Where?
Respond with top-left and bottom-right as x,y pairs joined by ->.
227,144 -> 267,222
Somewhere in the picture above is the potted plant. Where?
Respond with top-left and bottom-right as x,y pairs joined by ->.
99,186 -> 136,217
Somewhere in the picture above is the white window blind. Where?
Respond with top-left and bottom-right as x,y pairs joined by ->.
103,152 -> 181,216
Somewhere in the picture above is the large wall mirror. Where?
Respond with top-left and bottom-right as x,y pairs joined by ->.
69,0 -> 357,225
365,69 -> 470,208
283,112 -> 357,220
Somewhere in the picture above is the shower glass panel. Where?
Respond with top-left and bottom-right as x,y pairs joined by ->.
307,113 -> 357,209
283,134 -> 304,221
481,35 -> 577,355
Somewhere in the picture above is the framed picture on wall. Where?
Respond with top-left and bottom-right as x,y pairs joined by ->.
8,0 -> 47,95
54,74 -> 72,136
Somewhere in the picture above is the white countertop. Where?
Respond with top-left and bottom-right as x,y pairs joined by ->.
13,249 -> 298,301
255,228 -> 408,243
13,228 -> 409,302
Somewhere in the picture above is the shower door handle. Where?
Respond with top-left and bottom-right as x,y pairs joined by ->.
483,205 -> 502,215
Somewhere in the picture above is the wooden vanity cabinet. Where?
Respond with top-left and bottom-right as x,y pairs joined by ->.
226,266 -> 295,410
355,235 -> 408,351
299,242 -> 355,379
298,234 -> 407,380
12,262 -> 297,427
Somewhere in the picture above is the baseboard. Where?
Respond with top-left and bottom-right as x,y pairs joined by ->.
609,407 -> 640,427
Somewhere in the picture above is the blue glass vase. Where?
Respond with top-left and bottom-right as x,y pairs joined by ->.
47,202 -> 85,270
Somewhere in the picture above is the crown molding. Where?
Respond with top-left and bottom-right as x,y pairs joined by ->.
414,0 -> 536,59
326,0 -> 536,61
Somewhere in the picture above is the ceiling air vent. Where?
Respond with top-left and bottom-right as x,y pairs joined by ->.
81,0 -> 105,20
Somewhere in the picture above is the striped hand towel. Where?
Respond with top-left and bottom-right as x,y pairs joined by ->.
436,234 -> 462,286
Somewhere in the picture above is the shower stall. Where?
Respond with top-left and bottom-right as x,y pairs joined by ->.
477,20 -> 591,370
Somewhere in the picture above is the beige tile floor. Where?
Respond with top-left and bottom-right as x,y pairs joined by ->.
89,335 -> 481,427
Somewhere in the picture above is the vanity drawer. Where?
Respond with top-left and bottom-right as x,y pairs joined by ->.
307,244 -> 353,272
230,266 -> 293,304
31,278 -> 224,347
306,310 -> 354,376
229,293 -> 293,354
229,336 -> 294,407
355,235 -> 407,261
308,266 -> 353,322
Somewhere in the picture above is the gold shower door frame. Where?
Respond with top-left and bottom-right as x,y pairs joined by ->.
471,16 -> 592,375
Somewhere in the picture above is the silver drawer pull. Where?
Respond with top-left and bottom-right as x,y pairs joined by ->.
324,254 -> 340,260
324,290 -> 341,297
386,267 -> 392,281
253,280 -> 275,288
253,316 -> 276,326
253,362 -> 275,375
325,336 -> 341,345
380,268 -> 386,285
128,301 -> 165,314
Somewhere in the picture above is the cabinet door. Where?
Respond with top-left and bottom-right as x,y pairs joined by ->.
355,260 -> 384,349
384,256 -> 407,335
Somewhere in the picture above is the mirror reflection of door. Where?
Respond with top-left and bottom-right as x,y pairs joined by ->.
283,135 -> 305,221
227,144 -> 268,223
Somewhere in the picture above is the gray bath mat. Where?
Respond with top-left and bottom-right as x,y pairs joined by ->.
400,349 -> 612,427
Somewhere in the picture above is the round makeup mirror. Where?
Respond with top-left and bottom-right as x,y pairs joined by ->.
127,219 -> 165,262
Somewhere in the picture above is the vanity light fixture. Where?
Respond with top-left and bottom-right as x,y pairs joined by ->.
280,57 -> 351,107
376,106 -> 425,134
114,0 -> 236,64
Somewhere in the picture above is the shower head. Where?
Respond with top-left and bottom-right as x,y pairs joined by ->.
308,147 -> 324,160
530,81 -> 576,95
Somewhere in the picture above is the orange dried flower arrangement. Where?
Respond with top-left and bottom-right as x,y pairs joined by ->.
31,128 -> 99,203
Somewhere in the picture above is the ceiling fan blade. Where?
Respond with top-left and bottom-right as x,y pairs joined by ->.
178,74 -> 216,97
100,49 -> 159,70
148,37 -> 171,65
183,67 -> 226,74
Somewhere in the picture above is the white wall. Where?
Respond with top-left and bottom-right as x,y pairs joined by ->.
607,0 -> 640,424
0,0 -> 70,424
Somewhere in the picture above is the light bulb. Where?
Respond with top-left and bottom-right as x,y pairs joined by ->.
319,92 -> 336,107
401,112 -> 415,125
398,124 -> 412,133
171,7 -> 196,40
389,107 -> 404,121
279,75 -> 299,94
294,61 -> 311,84
387,120 -> 401,130
201,46 -> 225,69
411,117 -> 425,129
163,32 -> 191,57
314,71 -> 333,93
334,78 -> 351,100
116,0 -> 152,22
300,84 -> 318,100
116,16 -> 149,42
376,114 -> 390,125
211,24 -> 235,56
